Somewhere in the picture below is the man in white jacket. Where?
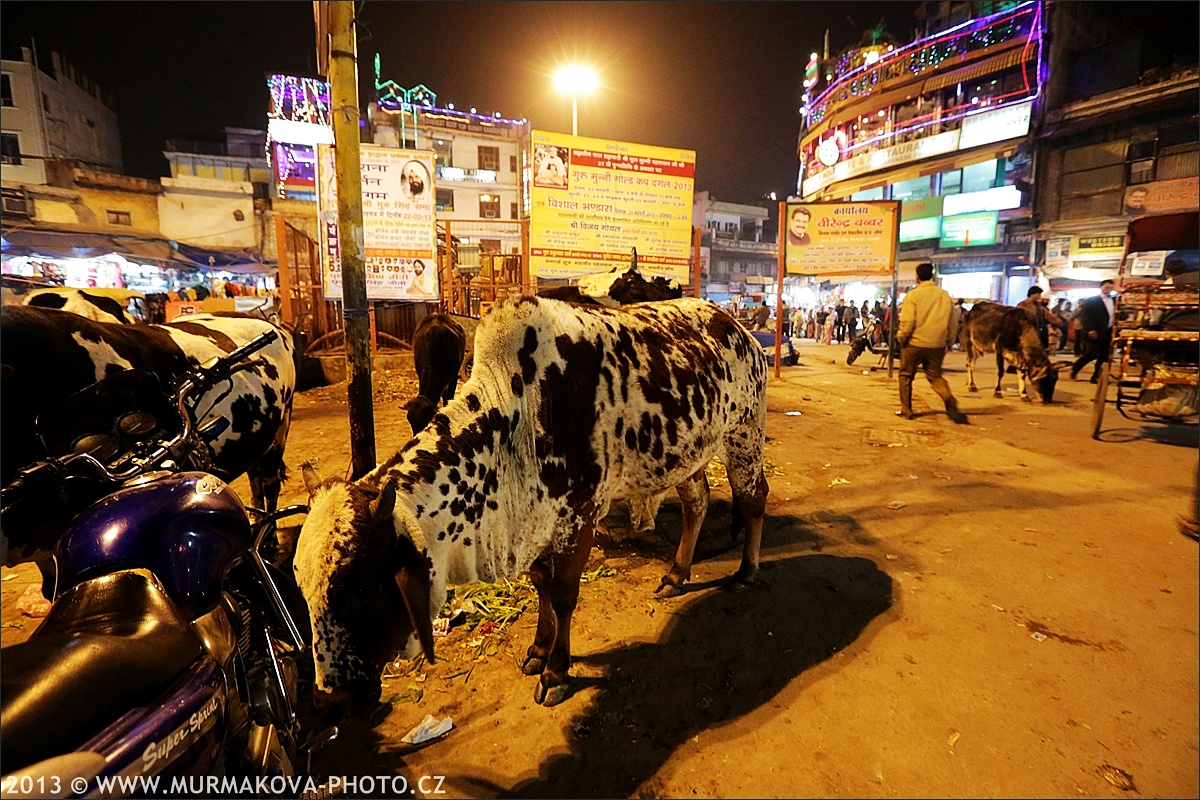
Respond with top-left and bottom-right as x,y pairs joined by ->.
895,263 -> 968,424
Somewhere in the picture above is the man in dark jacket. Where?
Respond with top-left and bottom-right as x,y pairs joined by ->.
1070,280 -> 1116,382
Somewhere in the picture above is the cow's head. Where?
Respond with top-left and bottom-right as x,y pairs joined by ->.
1029,361 -> 1058,403
293,464 -> 435,721
404,395 -> 438,436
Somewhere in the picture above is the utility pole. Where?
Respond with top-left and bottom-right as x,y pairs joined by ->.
327,0 -> 376,479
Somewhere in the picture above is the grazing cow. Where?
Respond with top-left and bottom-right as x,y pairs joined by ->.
24,288 -> 137,323
405,313 -> 467,435
961,301 -> 1059,403
293,296 -> 769,716
0,306 -> 296,570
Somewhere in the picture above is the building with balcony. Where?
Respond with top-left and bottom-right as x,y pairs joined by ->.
366,60 -> 530,259
163,127 -> 273,201
796,1 -> 1043,303
692,191 -> 778,304
2,44 -> 122,199
1031,2 -> 1198,297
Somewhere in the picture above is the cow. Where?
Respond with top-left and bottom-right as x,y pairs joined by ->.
0,306 -> 296,572
24,288 -> 137,323
960,300 -> 1059,403
405,313 -> 467,435
537,251 -> 683,307
292,295 -> 770,717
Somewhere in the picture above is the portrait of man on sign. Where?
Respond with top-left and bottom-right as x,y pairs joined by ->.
533,144 -> 570,188
787,206 -> 812,246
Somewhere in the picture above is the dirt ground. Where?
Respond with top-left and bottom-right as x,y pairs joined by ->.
3,338 -> 1197,798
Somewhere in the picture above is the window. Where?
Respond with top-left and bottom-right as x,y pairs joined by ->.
509,155 -> 517,173
433,139 -> 452,168
479,193 -> 500,219
480,238 -> 502,254
1,132 -> 20,165
891,176 -> 932,201
436,188 -> 455,212
962,159 -> 1000,193
106,210 -> 132,226
478,145 -> 500,171
851,187 -> 884,201
1,74 -> 12,107
510,202 -> 518,219
939,169 -> 962,195
42,93 -> 50,113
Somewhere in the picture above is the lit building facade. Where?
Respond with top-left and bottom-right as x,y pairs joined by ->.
692,191 -> 778,305
366,58 -> 530,258
796,1 -> 1044,302
2,45 -> 122,192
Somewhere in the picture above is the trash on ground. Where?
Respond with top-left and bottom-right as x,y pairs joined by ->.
1097,764 -> 1136,792
947,731 -> 961,747
1030,632 -> 1047,642
2,573 -> 17,582
885,554 -> 898,561
16,585 -> 50,618
991,604 -> 1005,612
829,477 -> 851,487
934,472 -> 952,480
785,411 -> 803,416
906,474 -> 919,480
887,501 -> 907,510
401,714 -> 454,745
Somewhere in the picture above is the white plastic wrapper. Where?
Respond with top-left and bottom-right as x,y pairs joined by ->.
401,714 -> 454,745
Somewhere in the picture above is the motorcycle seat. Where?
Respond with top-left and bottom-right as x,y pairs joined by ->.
1,570 -> 203,775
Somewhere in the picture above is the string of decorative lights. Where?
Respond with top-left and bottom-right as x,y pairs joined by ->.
806,2 -> 1040,127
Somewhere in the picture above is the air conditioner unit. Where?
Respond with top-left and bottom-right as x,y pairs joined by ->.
2,194 -> 29,216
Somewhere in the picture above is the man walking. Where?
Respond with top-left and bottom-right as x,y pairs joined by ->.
1071,279 -> 1117,382
1017,285 -> 1061,351
895,263 -> 968,424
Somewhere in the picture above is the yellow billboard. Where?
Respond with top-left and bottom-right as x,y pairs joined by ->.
528,130 -> 695,282
783,201 -> 900,276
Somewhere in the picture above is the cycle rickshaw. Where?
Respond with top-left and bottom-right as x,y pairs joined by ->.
1091,212 -> 1199,439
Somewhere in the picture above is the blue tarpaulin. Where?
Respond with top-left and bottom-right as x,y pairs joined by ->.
2,226 -> 270,273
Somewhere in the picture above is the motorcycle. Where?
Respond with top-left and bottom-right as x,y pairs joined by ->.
0,331 -> 334,798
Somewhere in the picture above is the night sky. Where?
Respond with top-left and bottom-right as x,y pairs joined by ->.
2,1 -> 919,203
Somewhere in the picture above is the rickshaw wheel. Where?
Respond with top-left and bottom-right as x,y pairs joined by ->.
1091,361 -> 1110,440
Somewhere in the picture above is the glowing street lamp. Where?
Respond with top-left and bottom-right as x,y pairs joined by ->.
553,65 -> 598,137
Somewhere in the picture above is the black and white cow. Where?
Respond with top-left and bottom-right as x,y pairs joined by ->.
961,301 -> 1058,403
293,296 -> 770,716
0,306 -> 296,568
25,288 -> 136,323
405,313 -> 467,435
537,264 -> 683,307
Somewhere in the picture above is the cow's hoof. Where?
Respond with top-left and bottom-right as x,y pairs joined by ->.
521,654 -> 546,676
992,391 -> 1003,398
534,680 -> 570,707
968,386 -> 979,393
655,580 -> 684,598
725,568 -> 758,591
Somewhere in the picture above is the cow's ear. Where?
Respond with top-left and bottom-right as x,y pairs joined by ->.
370,481 -> 396,522
393,541 -> 435,664
301,461 -> 322,495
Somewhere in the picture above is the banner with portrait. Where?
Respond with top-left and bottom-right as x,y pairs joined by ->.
317,145 -> 438,301
527,130 -> 695,282
782,201 -> 900,276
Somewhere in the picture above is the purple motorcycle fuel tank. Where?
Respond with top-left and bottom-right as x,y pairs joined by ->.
55,472 -> 252,618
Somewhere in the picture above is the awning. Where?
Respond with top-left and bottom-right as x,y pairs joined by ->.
1127,212 -> 1199,253
920,47 -> 1029,94
2,226 -> 269,273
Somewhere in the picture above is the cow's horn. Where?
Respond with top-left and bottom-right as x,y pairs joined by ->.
301,461 -> 323,494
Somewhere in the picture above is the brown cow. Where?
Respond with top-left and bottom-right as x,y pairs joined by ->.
961,301 -> 1059,403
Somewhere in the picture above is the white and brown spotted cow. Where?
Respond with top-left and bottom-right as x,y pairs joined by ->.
24,288 -> 139,323
0,305 -> 296,569
294,296 -> 770,716
961,300 -> 1058,403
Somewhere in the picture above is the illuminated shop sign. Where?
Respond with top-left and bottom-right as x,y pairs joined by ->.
268,75 -> 331,125
802,130 -> 960,197
958,101 -> 1033,150
1070,234 -> 1125,257
939,212 -> 998,247
1046,237 -> 1071,268
267,118 -> 334,147
941,184 -> 1023,216
899,217 -> 942,242
899,195 -> 944,221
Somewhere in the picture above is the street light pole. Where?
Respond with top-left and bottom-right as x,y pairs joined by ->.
554,65 -> 597,138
